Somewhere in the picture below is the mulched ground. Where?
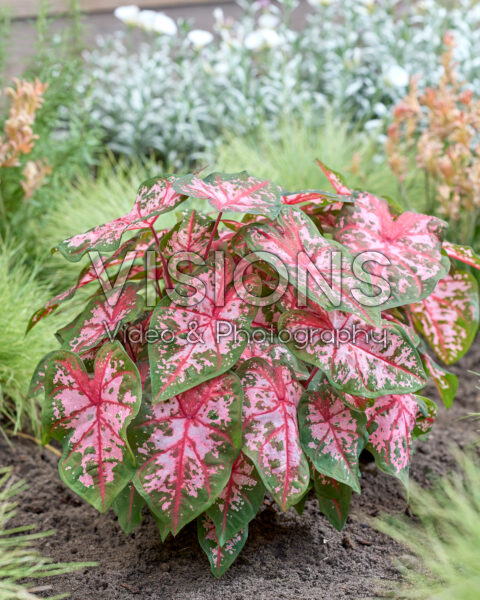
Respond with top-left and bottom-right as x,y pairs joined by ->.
2,343 -> 479,600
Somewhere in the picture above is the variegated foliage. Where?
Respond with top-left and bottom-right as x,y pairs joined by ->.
30,168 -> 474,576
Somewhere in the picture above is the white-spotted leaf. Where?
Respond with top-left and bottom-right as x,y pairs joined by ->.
279,308 -> 426,398
173,171 -> 282,219
298,383 -> 368,493
244,206 -> 381,325
197,514 -> 248,578
409,271 -> 479,365
206,453 -> 264,545
149,268 -> 259,403
132,373 -> 242,535
43,342 -> 142,512
239,359 -> 309,511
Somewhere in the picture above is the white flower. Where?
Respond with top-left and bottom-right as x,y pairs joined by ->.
244,28 -> 282,51
258,13 -> 279,29
244,30 -> 264,51
137,10 -> 177,35
152,13 -> 177,36
213,7 -> 224,24
214,62 -> 229,75
136,10 -> 156,31
114,5 -> 140,26
262,28 -> 281,48
307,0 -> 333,6
384,64 -> 409,88
187,29 -> 214,49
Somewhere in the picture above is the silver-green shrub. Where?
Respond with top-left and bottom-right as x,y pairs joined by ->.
78,0 -> 480,165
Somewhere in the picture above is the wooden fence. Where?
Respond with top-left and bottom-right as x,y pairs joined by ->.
11,1 -> 233,20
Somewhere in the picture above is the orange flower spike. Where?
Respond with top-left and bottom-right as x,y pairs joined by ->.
0,78 -> 48,169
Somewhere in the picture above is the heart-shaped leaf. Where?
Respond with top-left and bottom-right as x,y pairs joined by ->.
279,308 -> 426,398
298,382 -> 368,493
43,342 -> 142,512
29,351 -> 56,400
113,481 -> 146,535
197,514 -> 248,578
281,189 -> 340,207
244,206 -> 381,325
335,192 -> 449,308
413,395 -> 437,438
409,271 -> 479,365
132,373 -> 242,535
149,268 -> 259,403
28,234 -> 153,332
442,241 -> 480,271
312,470 -> 352,531
206,453 -> 265,545
420,350 -> 457,409
173,172 -> 282,219
236,330 -> 309,380
239,359 -> 309,511
316,160 -> 352,196
56,283 -> 144,356
56,175 -> 184,261
365,393 -> 422,484
293,480 -> 313,516
162,209 -> 215,259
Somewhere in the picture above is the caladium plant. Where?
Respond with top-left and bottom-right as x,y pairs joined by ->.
30,164 -> 479,577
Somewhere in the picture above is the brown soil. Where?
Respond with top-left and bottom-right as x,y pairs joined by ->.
3,344 -> 480,600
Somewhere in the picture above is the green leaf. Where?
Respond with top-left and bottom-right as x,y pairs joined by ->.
43,342 -> 142,512
206,453 -> 265,545
197,514 -> 248,578
239,359 -> 310,511
131,373 -> 242,535
113,481 -> 146,535
149,267 -> 259,403
56,283 -> 144,356
293,480 -> 313,516
298,382 -> 368,493
312,470 -> 352,531
420,351 -> 458,409
409,271 -> 479,365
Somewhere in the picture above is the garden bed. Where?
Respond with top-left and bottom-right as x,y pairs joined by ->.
2,343 -> 479,600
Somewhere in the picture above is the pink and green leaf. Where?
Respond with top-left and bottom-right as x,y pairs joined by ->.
420,350 -> 458,409
56,175 -> 184,261
132,373 -> 242,535
279,308 -> 427,398
56,283 -> 144,356
298,382 -> 368,493
413,395 -> 437,438
113,481 -> 146,535
335,192 -> 449,308
239,359 -> 309,511
28,234 -> 153,332
162,209 -> 215,259
293,480 -> 313,516
316,160 -> 352,196
409,271 -> 479,365
442,241 -> 480,271
236,330 -> 309,380
149,268 -> 259,403
43,342 -> 142,512
173,171 -> 282,219
281,189 -> 341,207
365,393 -> 423,485
29,351 -> 56,399
312,470 -> 352,531
206,452 -> 265,545
152,511 -> 170,542
244,206 -> 381,325
197,514 -> 248,578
